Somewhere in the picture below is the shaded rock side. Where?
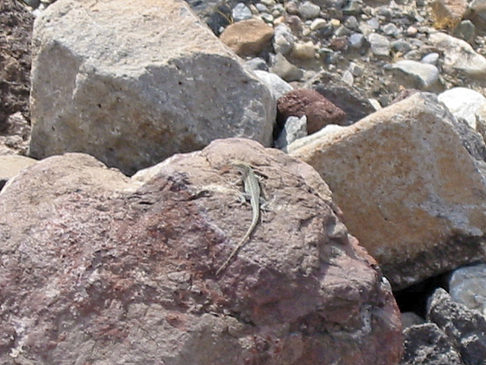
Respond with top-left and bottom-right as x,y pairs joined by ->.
28,0 -> 275,175
0,0 -> 34,125
0,139 -> 402,364
289,92 -> 486,290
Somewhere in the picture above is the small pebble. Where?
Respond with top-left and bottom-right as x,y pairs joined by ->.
348,33 -> 365,49
342,70 -> 354,86
291,41 -> 316,59
344,16 -> 359,30
310,18 -> 327,31
330,18 -> 341,27
382,23 -> 400,37
232,3 -> 252,22
367,17 -> 380,29
260,13 -> 274,23
255,3 -> 268,13
260,0 -> 276,6
298,1 -> 321,19
406,26 -> 418,36
421,53 -> 439,65
349,62 -> 363,76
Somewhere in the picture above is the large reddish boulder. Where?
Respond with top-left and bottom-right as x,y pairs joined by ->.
0,138 -> 402,364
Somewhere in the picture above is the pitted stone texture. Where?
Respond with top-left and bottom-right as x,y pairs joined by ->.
400,323 -> 464,365
428,288 -> 486,365
289,93 -> 486,289
277,89 -> 347,134
29,0 -> 274,175
219,18 -> 274,57
0,0 -> 34,125
0,139 -> 403,364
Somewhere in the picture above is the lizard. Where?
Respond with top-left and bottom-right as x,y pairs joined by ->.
216,162 -> 263,276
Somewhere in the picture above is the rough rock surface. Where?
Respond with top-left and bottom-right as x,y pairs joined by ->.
277,89 -> 347,134
29,0 -> 275,175
219,18 -> 274,57
400,323 -> 464,365
427,288 -> 486,365
0,139 -> 402,364
0,112 -> 31,155
0,0 -> 34,126
289,93 -> 486,289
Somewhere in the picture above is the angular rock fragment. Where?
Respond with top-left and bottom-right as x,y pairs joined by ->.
289,93 -> 486,289
0,139 -> 403,364
389,60 -> 441,91
428,288 -> 486,365
29,0 -> 275,175
400,323 -> 464,365
219,18 -> 274,57
431,0 -> 468,29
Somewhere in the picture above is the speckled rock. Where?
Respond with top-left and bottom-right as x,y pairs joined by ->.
400,323 -> 464,365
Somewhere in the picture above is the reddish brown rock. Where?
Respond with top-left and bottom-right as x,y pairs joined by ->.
277,89 -> 347,134
0,139 -> 402,364
0,0 -> 34,126
219,18 -> 274,57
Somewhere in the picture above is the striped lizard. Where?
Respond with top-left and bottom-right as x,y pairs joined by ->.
216,162 -> 263,276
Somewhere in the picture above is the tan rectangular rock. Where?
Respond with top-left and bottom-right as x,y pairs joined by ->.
290,92 -> 486,289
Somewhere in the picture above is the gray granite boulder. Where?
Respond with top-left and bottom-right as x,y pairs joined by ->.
29,0 -> 275,175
